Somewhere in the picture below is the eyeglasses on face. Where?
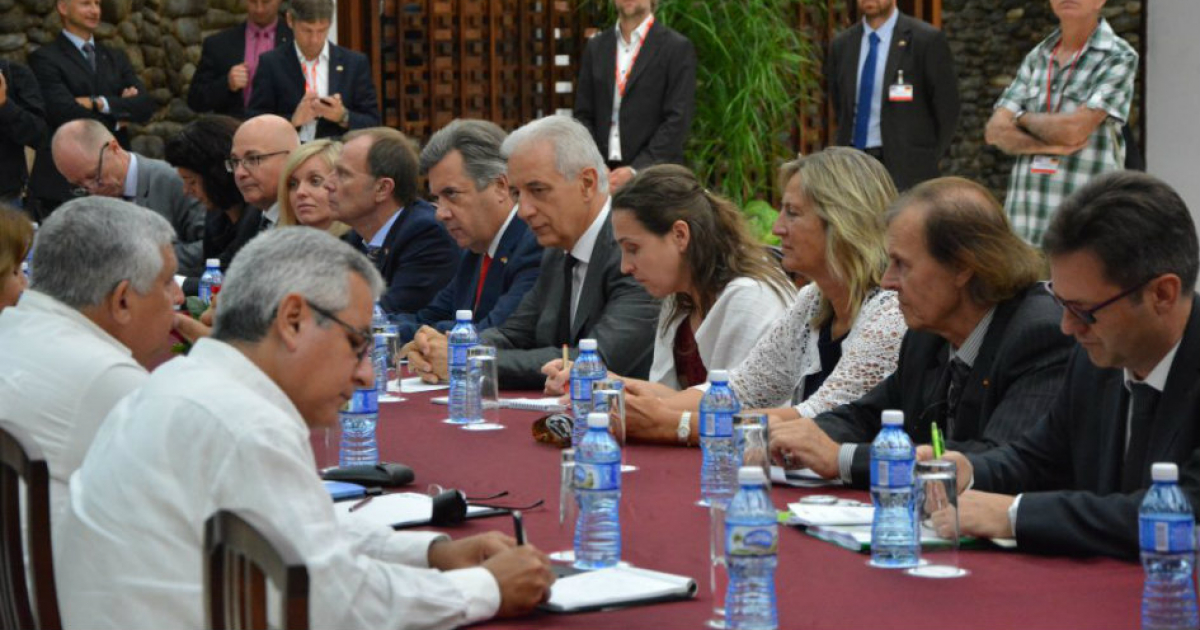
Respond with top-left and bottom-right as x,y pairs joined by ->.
1042,278 -> 1153,325
71,143 -> 108,197
304,299 -> 373,362
225,150 -> 289,173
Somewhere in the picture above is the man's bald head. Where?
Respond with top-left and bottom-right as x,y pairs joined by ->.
52,119 -> 128,198
230,115 -> 300,208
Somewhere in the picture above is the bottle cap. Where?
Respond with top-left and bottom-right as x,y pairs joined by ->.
587,412 -> 609,428
580,339 -> 598,351
881,409 -> 904,426
456,309 -> 473,321
1152,462 -> 1179,482
709,369 -> 729,384
206,258 -> 220,267
738,466 -> 766,485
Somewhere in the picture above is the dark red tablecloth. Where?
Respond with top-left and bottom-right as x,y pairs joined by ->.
316,389 -> 1143,629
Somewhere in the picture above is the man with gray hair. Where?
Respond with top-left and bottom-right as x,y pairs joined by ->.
56,227 -> 555,628
0,197 -> 182,526
391,119 -> 543,343
52,118 -> 206,276
407,114 -> 659,388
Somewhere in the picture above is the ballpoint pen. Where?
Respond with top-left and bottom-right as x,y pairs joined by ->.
512,510 -> 526,545
349,487 -> 383,512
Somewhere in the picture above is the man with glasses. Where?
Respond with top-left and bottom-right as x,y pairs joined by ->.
769,177 -> 1072,488
230,113 -> 300,230
945,171 -> 1200,559
56,228 -> 554,629
50,118 -> 206,276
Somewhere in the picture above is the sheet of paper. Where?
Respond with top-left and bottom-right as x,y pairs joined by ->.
428,396 -> 566,412
770,466 -> 842,488
394,376 -> 449,393
547,565 -> 696,611
334,492 -> 492,528
787,503 -> 874,526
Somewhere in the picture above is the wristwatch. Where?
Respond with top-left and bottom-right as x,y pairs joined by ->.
339,109 -> 350,127
677,411 -> 692,445
1012,109 -> 1027,127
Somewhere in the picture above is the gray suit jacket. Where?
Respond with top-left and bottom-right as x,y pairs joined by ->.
134,154 -> 206,277
480,212 -> 660,389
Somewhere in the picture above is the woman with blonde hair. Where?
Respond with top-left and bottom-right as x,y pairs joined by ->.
621,147 -> 908,445
278,139 -> 350,237
0,205 -> 32,311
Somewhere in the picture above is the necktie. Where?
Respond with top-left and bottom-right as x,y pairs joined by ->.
943,357 -> 970,437
852,32 -> 880,150
556,254 -> 577,345
258,214 -> 273,232
474,255 -> 493,308
1122,383 -> 1160,492
244,30 -> 263,107
82,42 -> 97,72
365,245 -> 382,268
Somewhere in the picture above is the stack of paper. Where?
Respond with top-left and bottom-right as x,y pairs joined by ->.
770,466 -> 842,488
543,565 -> 697,613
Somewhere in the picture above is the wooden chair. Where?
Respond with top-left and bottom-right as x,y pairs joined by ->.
204,510 -> 310,630
0,421 -> 61,630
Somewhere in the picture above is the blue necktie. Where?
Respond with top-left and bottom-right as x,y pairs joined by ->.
853,32 -> 880,150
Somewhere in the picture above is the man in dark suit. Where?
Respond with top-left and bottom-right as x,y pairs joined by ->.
327,127 -> 459,314
393,119 -> 542,343
769,177 -> 1070,488
246,0 -> 379,142
0,60 -> 47,207
51,119 -> 206,276
27,0 -> 154,214
406,115 -> 660,389
947,172 -> 1200,559
187,0 -> 293,119
573,0 -> 695,191
826,0 -> 959,191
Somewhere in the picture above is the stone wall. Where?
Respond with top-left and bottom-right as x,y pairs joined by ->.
940,0 -> 1144,201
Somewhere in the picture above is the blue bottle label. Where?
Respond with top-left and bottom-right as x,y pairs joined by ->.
871,458 -> 913,488
571,376 -> 596,402
701,411 -> 734,437
1140,517 -> 1195,553
346,389 -> 379,413
450,344 -> 470,366
574,461 -> 620,491
726,523 -> 778,556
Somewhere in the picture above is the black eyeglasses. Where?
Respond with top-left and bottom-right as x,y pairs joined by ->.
305,299 -> 373,362
1042,279 -> 1152,325
225,150 -> 289,173
71,143 -> 108,197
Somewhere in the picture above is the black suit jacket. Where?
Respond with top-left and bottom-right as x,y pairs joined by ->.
247,43 -> 380,138
816,285 -> 1071,487
391,215 -> 543,343
573,21 -> 696,169
480,211 -> 660,389
27,33 -> 154,204
187,21 -> 294,118
970,297 -> 1200,559
344,200 -> 460,313
826,13 -> 960,190
0,60 -> 47,198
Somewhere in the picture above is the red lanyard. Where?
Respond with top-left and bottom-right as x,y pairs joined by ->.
1045,41 -> 1084,114
303,58 -> 319,94
614,16 -> 654,97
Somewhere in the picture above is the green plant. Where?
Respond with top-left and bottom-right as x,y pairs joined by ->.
742,199 -> 780,246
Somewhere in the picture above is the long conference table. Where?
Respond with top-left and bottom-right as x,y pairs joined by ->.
313,386 -> 1143,629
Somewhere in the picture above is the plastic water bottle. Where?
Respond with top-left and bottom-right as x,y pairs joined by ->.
372,302 -> 387,333
198,259 -> 223,305
339,388 -> 378,466
1140,462 -> 1199,630
724,466 -> 778,630
447,310 -> 479,424
700,370 -> 741,506
22,221 -> 35,278
569,339 -> 607,447
574,412 -> 621,570
869,409 -> 919,568
372,333 -> 389,396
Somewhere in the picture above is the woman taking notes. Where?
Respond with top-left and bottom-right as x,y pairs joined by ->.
621,147 -> 907,445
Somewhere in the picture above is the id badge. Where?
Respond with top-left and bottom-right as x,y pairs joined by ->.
1030,155 -> 1060,175
888,83 -> 914,102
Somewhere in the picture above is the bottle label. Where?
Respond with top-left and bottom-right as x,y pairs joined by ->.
1140,517 -> 1195,553
450,344 -> 470,367
700,411 -> 734,438
726,523 -> 778,556
871,458 -> 914,488
574,461 -> 620,491
571,376 -> 597,403
345,389 -> 379,414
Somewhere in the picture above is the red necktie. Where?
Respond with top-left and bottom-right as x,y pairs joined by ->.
474,255 -> 492,308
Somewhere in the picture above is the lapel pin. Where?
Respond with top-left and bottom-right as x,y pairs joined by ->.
336,65 -> 344,72
899,39 -> 908,47
982,379 -> 990,387
500,257 -> 508,264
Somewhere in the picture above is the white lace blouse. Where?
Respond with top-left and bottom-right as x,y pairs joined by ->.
725,283 -> 907,417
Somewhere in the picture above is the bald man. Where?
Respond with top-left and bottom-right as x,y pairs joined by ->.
52,119 -> 206,276
230,113 -> 300,230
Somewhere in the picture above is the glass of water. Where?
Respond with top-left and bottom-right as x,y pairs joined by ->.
548,448 -> 577,563
592,379 -> 636,472
378,323 -> 404,402
462,345 -> 503,431
733,413 -> 770,489
707,501 -> 729,629
907,459 -> 968,578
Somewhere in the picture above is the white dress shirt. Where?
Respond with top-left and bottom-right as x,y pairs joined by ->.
566,198 -> 612,323
608,13 -> 655,162
296,40 -> 331,142
0,290 -> 146,528
56,338 -> 499,630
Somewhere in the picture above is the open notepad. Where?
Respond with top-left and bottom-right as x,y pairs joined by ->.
541,565 -> 697,613
334,492 -> 504,529
786,502 -> 1016,551
429,395 -> 567,413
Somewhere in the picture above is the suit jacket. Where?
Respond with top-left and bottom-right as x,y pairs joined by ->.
187,20 -> 294,118
28,32 -> 155,204
815,285 -> 1070,487
573,21 -> 696,169
391,215 -> 543,343
134,155 -> 208,277
970,296 -> 1200,559
344,200 -> 460,314
0,60 -> 47,198
480,212 -> 660,389
247,43 -> 380,138
826,13 -> 960,190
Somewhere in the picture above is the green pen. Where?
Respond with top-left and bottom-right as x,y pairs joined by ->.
932,423 -> 945,460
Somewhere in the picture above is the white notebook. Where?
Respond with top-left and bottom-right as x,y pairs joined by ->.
429,395 -> 566,413
543,565 -> 697,613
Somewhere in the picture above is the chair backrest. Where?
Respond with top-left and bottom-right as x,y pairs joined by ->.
0,420 -> 61,630
204,510 -> 309,630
